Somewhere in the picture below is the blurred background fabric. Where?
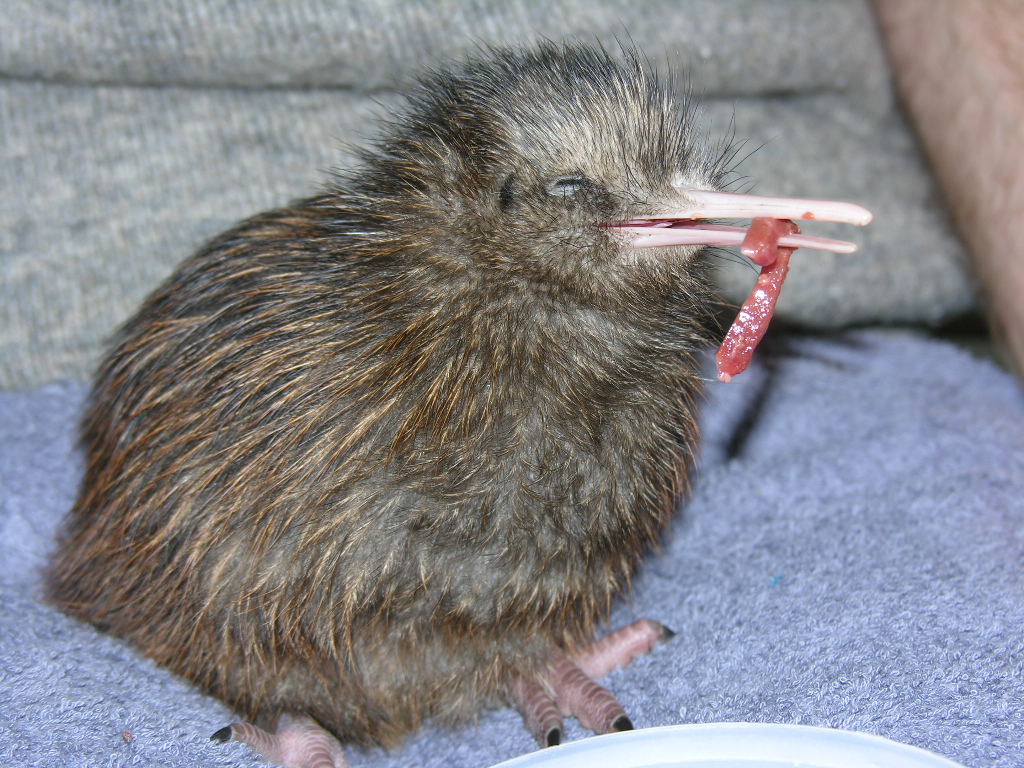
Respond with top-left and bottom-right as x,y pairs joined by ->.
0,0 -> 974,389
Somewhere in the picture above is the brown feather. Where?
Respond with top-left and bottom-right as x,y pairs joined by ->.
47,43 -> 728,748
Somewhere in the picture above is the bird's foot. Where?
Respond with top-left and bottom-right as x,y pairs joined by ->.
571,617 -> 675,680
212,713 -> 347,768
508,619 -> 674,748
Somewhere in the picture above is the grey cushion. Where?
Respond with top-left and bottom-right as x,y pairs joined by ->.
0,0 -> 974,389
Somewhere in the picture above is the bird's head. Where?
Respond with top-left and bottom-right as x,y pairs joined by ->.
345,43 -> 870,309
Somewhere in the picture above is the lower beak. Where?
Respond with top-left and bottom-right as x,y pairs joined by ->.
607,189 -> 873,254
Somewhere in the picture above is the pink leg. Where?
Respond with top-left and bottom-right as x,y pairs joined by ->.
572,619 -> 675,679
212,713 -> 347,768
507,673 -> 565,747
510,619 -> 675,746
548,653 -> 632,734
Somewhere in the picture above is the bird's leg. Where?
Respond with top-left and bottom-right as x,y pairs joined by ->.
507,673 -> 566,747
510,619 -> 674,747
547,652 -> 632,734
212,713 -> 347,768
570,618 -> 675,679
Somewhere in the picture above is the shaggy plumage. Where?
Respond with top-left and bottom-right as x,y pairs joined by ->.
46,44 -> 729,749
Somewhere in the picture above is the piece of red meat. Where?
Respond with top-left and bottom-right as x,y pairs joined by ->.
715,218 -> 800,382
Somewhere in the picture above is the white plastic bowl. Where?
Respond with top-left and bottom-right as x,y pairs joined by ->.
491,723 -> 967,768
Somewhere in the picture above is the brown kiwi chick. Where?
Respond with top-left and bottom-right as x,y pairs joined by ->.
46,43 -> 868,768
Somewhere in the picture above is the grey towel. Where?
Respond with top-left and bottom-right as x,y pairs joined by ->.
2,330 -> 1022,767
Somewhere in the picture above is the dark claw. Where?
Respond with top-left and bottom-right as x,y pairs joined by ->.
612,715 -> 634,732
210,725 -> 234,743
546,727 -> 562,747
660,625 -> 677,640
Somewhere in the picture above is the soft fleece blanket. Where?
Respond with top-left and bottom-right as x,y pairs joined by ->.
2,331 -> 1023,767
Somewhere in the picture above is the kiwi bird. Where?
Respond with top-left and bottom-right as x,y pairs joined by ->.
47,44 -> 870,768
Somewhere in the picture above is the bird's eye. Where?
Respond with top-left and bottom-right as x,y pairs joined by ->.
548,174 -> 591,198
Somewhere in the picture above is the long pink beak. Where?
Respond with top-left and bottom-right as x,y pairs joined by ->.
609,189 -> 873,254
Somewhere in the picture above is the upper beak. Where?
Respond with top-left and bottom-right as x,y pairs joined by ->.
608,188 -> 873,254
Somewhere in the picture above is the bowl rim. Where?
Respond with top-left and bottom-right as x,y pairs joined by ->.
490,722 -> 967,768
